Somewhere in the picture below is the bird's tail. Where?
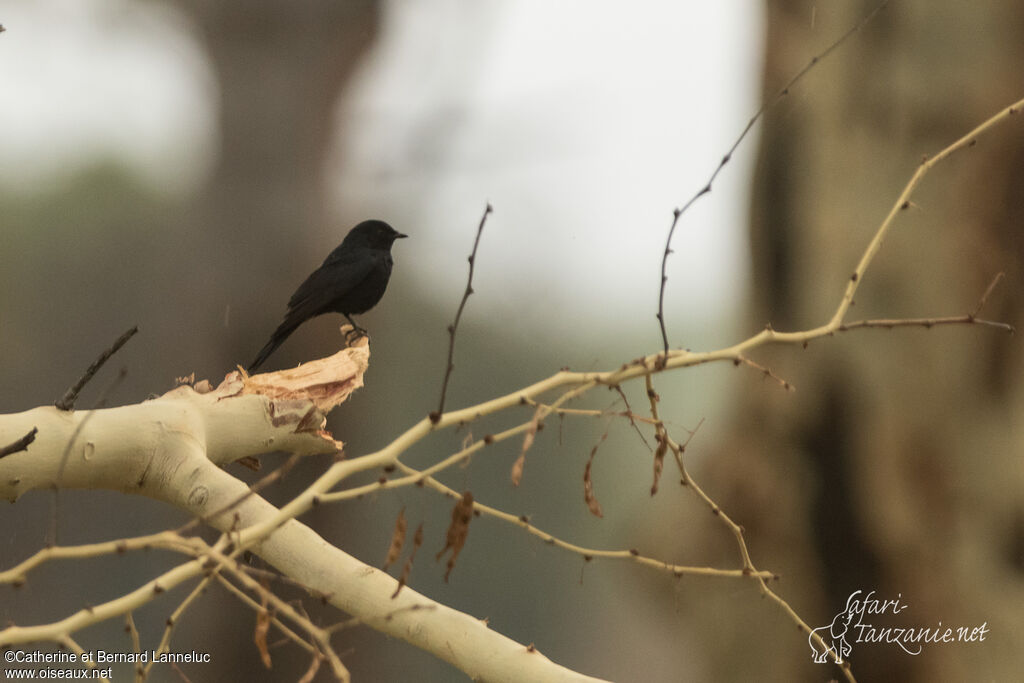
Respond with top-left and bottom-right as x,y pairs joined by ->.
249,317 -> 301,372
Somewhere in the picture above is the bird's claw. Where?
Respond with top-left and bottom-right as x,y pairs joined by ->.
343,325 -> 368,346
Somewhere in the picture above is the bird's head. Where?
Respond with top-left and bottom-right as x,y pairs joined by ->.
344,220 -> 408,250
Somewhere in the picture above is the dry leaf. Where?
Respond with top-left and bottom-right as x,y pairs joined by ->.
436,491 -> 474,581
512,406 -> 544,486
583,459 -> 603,518
384,507 -> 407,571
254,608 -> 273,669
583,432 -> 608,518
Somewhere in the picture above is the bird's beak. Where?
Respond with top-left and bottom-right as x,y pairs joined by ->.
396,232 -> 408,239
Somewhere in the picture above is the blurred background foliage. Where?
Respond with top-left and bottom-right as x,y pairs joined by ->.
1,1 -> 1022,681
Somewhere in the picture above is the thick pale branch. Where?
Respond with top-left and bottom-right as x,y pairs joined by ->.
0,341 -> 366,503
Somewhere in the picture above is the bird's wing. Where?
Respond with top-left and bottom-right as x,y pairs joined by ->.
286,247 -> 375,315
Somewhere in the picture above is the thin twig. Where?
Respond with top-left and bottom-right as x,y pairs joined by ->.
838,316 -> 1014,334
211,574 -> 316,655
55,325 -> 138,411
0,427 -> 38,459
656,0 -> 892,359
734,355 -> 794,390
971,271 -> 1005,318
432,203 -> 493,422
0,532 -> 203,586
663,415 -> 852,675
610,384 -> 653,451
123,612 -> 142,663
141,576 -> 215,680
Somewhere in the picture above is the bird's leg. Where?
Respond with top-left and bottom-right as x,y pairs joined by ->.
343,314 -> 368,345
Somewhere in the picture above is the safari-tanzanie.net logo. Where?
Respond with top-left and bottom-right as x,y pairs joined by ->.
809,589 -> 989,664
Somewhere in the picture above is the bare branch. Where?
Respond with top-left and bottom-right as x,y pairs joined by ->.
0,427 -> 37,459
734,355 -> 794,391
828,105 -> 1023,332
55,325 -> 138,411
432,203 -> 493,422
838,315 -> 1014,334
657,0 -> 891,358
971,271 -> 1006,318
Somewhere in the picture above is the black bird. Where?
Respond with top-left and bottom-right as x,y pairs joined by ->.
249,220 -> 407,371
